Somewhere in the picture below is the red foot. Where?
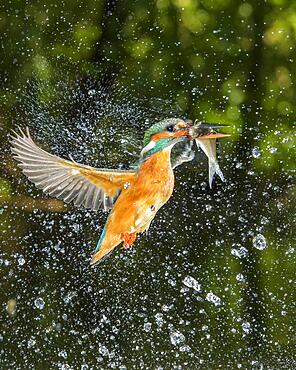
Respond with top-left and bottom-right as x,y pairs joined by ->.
120,231 -> 137,249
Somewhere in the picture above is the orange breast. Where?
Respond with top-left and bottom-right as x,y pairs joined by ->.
105,149 -> 174,239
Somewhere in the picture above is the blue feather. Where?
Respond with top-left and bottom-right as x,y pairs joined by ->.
95,226 -> 106,252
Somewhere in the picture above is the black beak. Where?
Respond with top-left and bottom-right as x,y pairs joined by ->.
194,120 -> 228,129
188,120 -> 230,140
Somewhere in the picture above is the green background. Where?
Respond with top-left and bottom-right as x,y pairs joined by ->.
0,0 -> 295,368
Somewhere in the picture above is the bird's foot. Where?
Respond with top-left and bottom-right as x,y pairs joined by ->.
120,232 -> 137,249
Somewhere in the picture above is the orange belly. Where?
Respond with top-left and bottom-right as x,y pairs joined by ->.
91,149 -> 174,263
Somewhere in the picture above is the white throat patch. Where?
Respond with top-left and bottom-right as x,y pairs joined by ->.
141,140 -> 156,156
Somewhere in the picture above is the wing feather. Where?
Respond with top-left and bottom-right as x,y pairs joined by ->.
91,188 -> 100,211
11,128 -> 136,211
63,180 -> 85,204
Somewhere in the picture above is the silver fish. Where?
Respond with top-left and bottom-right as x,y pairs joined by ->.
195,138 -> 224,188
189,122 -> 229,187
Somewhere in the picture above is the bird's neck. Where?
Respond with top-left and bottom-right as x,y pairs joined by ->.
140,137 -> 173,161
138,147 -> 173,174
140,137 -> 175,162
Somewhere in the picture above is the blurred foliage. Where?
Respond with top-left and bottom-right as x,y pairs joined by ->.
0,0 -> 295,169
0,0 -> 295,369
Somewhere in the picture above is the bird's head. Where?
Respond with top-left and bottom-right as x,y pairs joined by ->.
141,118 -> 192,158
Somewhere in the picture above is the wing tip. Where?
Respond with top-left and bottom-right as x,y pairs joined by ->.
9,126 -> 32,144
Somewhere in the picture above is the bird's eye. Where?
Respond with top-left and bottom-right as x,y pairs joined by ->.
167,125 -> 174,132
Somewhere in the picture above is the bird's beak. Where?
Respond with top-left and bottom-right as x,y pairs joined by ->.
197,133 -> 230,140
188,121 -> 230,140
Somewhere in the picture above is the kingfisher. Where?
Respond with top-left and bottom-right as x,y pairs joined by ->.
10,118 -> 229,265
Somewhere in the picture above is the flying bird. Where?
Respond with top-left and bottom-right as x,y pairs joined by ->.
10,118 -> 229,265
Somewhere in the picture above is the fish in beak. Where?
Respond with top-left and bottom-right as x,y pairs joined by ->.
189,122 -> 230,188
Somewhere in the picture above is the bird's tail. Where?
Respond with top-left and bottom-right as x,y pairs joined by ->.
90,247 -> 114,266
90,227 -> 120,266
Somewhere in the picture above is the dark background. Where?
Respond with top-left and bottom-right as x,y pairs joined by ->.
0,0 -> 295,369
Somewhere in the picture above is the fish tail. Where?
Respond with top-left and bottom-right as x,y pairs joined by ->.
209,161 -> 225,188
215,162 -> 225,182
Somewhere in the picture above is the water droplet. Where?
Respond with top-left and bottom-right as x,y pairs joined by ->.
170,329 -> 185,346
34,297 -> 45,310
286,246 -> 294,255
99,345 -> 109,357
241,321 -> 252,334
205,292 -> 222,307
162,304 -> 172,312
143,322 -> 152,332
253,234 -> 267,250
58,350 -> 68,359
18,256 -> 25,266
63,291 -> 76,304
252,147 -> 261,158
191,87 -> 203,96
231,246 -> 248,259
180,345 -> 191,352
155,313 -> 164,327
236,273 -> 245,282
269,147 -> 277,153
260,216 -> 269,225
182,276 -> 202,292
123,182 -> 130,189
27,336 -> 36,348
277,201 -> 284,210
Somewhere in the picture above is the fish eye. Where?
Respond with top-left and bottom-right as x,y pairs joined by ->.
167,125 -> 174,132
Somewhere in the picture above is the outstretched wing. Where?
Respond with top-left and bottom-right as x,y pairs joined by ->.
10,128 -> 136,211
